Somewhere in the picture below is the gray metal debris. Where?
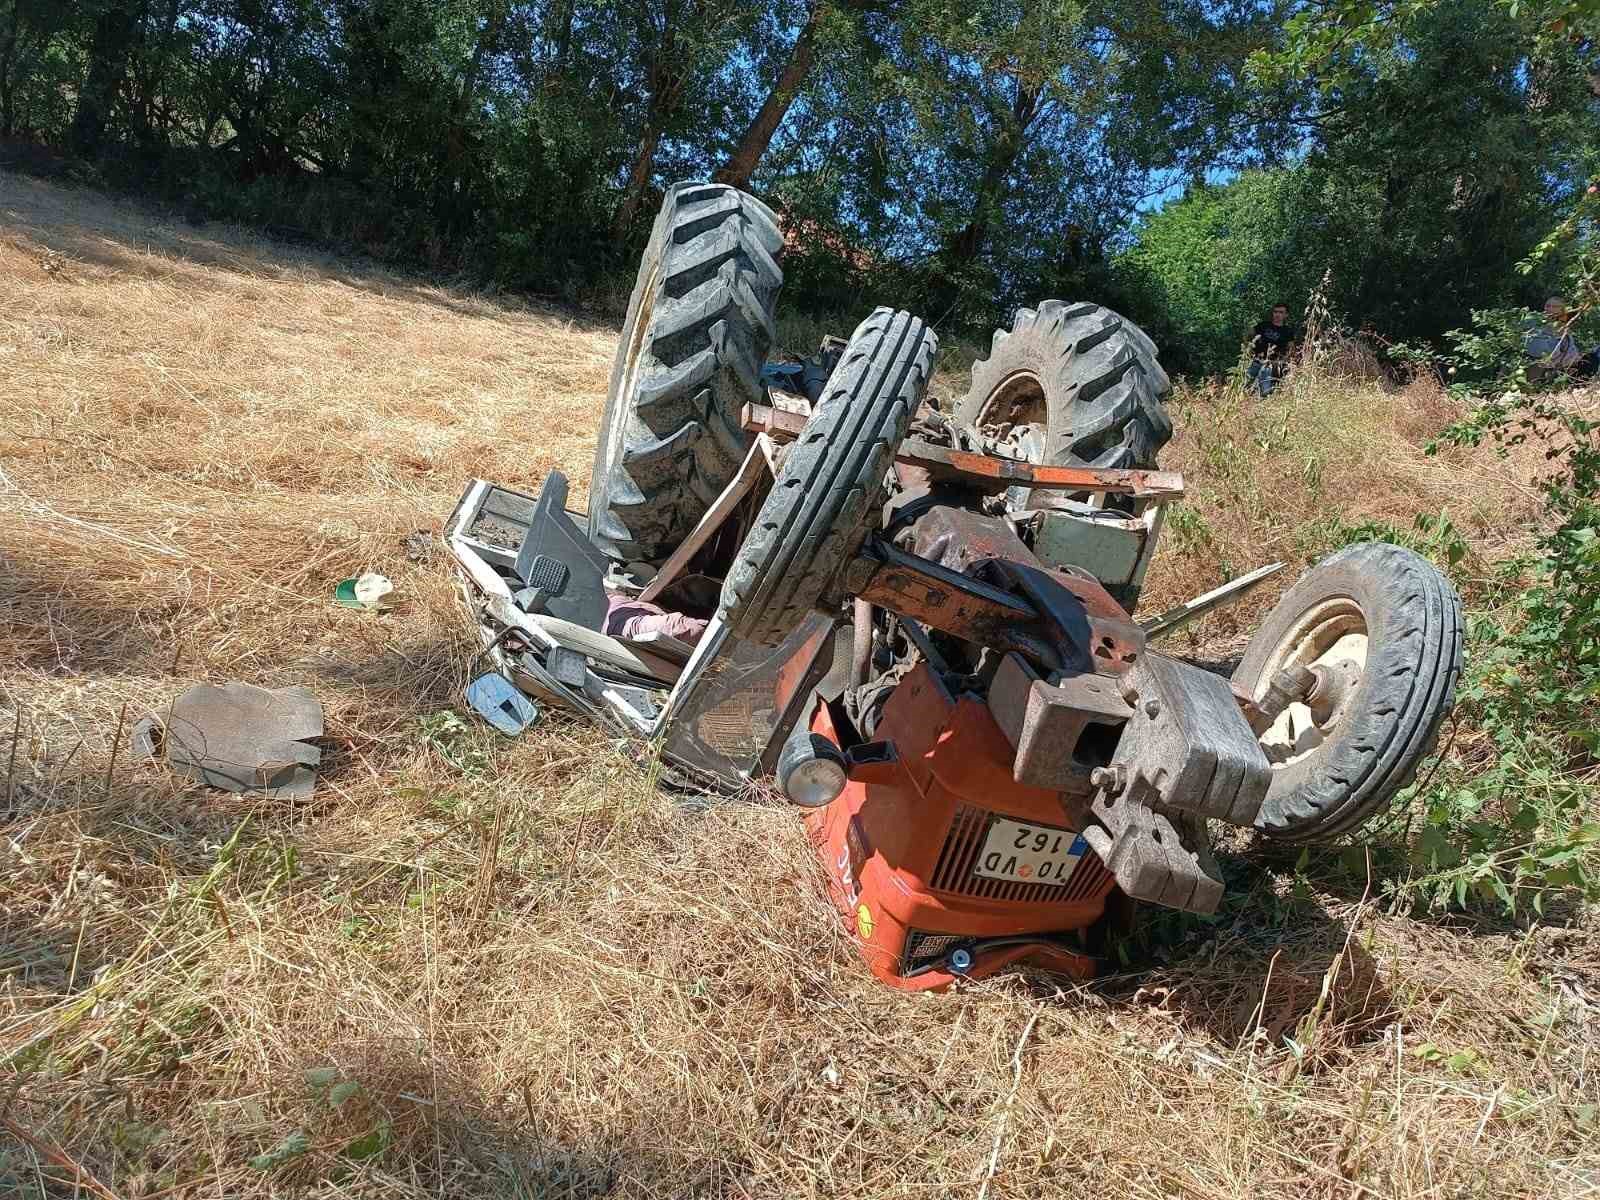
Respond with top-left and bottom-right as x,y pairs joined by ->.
161,682 -> 324,799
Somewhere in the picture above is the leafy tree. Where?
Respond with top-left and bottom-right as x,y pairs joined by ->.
0,1 -> 78,139
1123,0 -> 1599,369
1119,169 -> 1324,373
15,0 -> 1583,351
607,0 -> 763,239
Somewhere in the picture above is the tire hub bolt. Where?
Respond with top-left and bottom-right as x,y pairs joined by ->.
1090,765 -> 1126,793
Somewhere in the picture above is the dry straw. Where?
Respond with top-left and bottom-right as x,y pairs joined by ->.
2,172 -> 1596,1198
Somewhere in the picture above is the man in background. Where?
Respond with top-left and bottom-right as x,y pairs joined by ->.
1525,296 -> 1598,381
1246,304 -> 1296,396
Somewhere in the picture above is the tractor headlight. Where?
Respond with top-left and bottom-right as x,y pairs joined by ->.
777,732 -> 848,807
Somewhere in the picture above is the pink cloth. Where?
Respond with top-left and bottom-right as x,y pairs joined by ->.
603,593 -> 708,644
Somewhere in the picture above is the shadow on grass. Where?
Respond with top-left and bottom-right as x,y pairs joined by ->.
1,1025 -> 753,1198
1,752 -> 751,1197
1241,829 -> 1589,936
3,550 -> 468,719
0,166 -> 617,335
1075,849 -> 1397,1056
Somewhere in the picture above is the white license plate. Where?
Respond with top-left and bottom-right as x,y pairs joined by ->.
974,819 -> 1088,887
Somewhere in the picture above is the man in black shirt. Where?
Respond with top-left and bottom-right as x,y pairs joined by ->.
1246,304 -> 1296,396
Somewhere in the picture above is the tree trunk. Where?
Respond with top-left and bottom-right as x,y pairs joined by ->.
612,2 -> 688,243
944,82 -> 1040,270
135,0 -> 182,146
69,2 -> 139,156
947,135 -> 1018,265
556,0 -> 577,69
0,3 -> 19,139
439,2 -> 507,222
453,6 -> 503,127
613,119 -> 665,240
716,1 -> 821,188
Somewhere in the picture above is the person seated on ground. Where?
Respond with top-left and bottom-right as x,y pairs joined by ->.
1525,296 -> 1599,381
1246,303 -> 1296,397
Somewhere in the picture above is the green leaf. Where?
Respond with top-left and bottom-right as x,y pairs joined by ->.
248,1130 -> 310,1171
304,1066 -> 341,1090
1446,1050 -> 1481,1073
342,1124 -> 391,1161
1339,846 -> 1368,878
1416,825 -> 1460,868
328,1080 -> 361,1109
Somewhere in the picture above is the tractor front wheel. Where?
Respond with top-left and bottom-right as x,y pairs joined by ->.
1235,542 -> 1464,843
719,308 -> 937,647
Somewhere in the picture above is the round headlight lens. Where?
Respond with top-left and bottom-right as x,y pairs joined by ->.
785,756 -> 847,807
777,732 -> 848,807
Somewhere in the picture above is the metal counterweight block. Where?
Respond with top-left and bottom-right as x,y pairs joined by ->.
1081,809 -> 1225,914
1111,653 -> 1271,826
1082,654 -> 1272,915
989,653 -> 1134,796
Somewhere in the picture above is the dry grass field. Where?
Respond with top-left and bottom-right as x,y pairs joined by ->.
3,170 -> 1598,1199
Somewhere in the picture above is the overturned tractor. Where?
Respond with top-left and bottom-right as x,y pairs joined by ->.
446,182 -> 1462,991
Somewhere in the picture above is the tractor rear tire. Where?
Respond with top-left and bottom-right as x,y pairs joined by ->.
589,182 -> 784,564
1235,542 -> 1464,844
720,308 -> 937,646
955,301 -> 1172,469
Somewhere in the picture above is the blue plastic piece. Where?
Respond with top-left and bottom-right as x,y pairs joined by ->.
465,673 -> 541,736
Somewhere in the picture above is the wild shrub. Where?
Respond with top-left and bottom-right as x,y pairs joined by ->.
1392,276 -> 1600,913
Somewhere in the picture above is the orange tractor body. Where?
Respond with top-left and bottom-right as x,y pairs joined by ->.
807,665 -> 1109,990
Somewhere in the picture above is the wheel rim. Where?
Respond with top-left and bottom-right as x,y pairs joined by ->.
974,369 -> 1047,463
1256,597 -> 1369,768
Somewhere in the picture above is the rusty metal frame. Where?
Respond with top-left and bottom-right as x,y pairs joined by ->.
853,537 -> 1051,660
846,533 -> 1146,679
741,402 -> 1184,500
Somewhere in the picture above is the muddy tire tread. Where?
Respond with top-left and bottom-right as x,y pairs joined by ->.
720,308 -> 937,646
589,182 -> 784,563
956,300 -> 1172,469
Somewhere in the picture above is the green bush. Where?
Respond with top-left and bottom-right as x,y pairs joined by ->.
1393,294 -> 1600,914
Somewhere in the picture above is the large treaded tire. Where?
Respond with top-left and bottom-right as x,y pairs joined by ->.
955,301 -> 1172,469
1235,542 -> 1464,844
720,308 -> 937,646
589,182 -> 784,564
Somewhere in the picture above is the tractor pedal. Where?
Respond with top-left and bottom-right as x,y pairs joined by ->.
546,646 -> 588,688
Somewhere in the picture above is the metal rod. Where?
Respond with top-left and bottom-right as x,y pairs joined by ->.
740,403 -> 1185,499
1139,562 -> 1286,640
850,598 -> 873,689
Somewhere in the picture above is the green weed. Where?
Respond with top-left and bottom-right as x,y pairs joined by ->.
417,711 -> 493,779
1391,307 -> 1600,915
